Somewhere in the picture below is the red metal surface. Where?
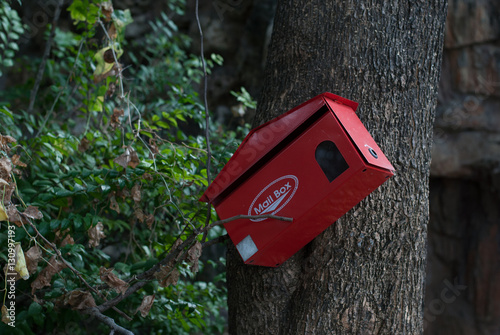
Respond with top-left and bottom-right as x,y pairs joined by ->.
200,92 -> 395,267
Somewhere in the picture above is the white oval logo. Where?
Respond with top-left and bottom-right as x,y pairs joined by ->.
248,175 -> 299,221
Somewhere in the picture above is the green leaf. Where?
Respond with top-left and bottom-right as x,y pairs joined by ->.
111,9 -> 133,42
3,58 -> 13,67
67,0 -> 99,24
88,94 -> 104,112
28,302 -> 43,326
28,302 -> 42,316
0,107 -> 13,119
130,258 -> 158,273
55,188 -> 73,197
50,219 -> 60,230
60,218 -> 70,230
0,31 -> 7,44
8,42 -> 19,51
156,120 -> 170,129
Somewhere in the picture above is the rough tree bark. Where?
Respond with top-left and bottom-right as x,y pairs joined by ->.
226,1 -> 448,334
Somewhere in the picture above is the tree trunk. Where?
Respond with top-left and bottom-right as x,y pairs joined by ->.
226,1 -> 448,334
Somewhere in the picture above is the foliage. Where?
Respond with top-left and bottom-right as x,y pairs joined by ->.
0,0 -> 249,333
231,87 -> 257,110
0,1 -> 26,77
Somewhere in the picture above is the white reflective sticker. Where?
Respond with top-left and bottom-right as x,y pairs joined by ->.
236,235 -> 258,262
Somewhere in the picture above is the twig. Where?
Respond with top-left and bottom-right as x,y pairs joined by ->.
204,214 -> 293,231
26,219 -> 132,321
202,234 -> 229,249
97,214 -> 292,312
85,308 -> 134,335
35,34 -> 85,138
97,229 -> 202,313
195,0 -> 213,243
27,0 -> 64,114
97,19 -> 125,100
97,279 -> 148,313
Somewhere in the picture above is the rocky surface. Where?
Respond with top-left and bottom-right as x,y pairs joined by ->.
433,0 -> 500,178
428,0 -> 500,334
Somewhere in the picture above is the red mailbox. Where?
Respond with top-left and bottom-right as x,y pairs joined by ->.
200,92 -> 395,267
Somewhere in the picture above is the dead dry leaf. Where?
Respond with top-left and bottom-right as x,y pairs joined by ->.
156,266 -> 179,288
172,238 -> 182,249
31,256 -> 66,294
64,290 -> 97,310
171,239 -> 183,258
136,294 -> 155,317
107,22 -> 117,40
99,267 -> 129,294
148,139 -> 159,157
113,146 -> 140,169
187,241 -> 202,274
116,188 -> 130,199
145,214 -> 155,229
110,108 -> 124,130
106,82 -> 116,98
6,204 -> 21,226
109,195 -> 120,213
3,183 -> 15,204
88,222 -> 106,248
11,154 -> 26,168
0,157 -> 12,181
14,243 -> 29,280
22,206 -> 43,220
0,134 -> 16,146
60,234 -> 75,247
113,147 -> 131,169
78,138 -> 90,152
100,1 -> 114,21
1,305 -> 10,324
134,207 -> 144,223
25,245 -> 41,275
128,149 -> 140,168
131,184 -> 141,203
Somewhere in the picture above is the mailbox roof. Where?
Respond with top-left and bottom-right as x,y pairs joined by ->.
200,92 -> 393,203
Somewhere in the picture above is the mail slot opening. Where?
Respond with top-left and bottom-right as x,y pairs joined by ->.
315,140 -> 349,182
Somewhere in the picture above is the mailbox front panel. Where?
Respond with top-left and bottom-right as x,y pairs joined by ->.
254,164 -> 392,266
216,109 -> 367,265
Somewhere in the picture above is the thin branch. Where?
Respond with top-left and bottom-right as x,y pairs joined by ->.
202,234 -> 229,249
204,214 -> 293,231
195,0 -> 213,243
85,308 -> 134,335
26,219 -> 132,321
27,0 -> 64,114
97,19 -> 125,100
96,214 -> 292,312
35,34 -> 85,138
97,279 -> 148,313
97,231 -> 200,312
